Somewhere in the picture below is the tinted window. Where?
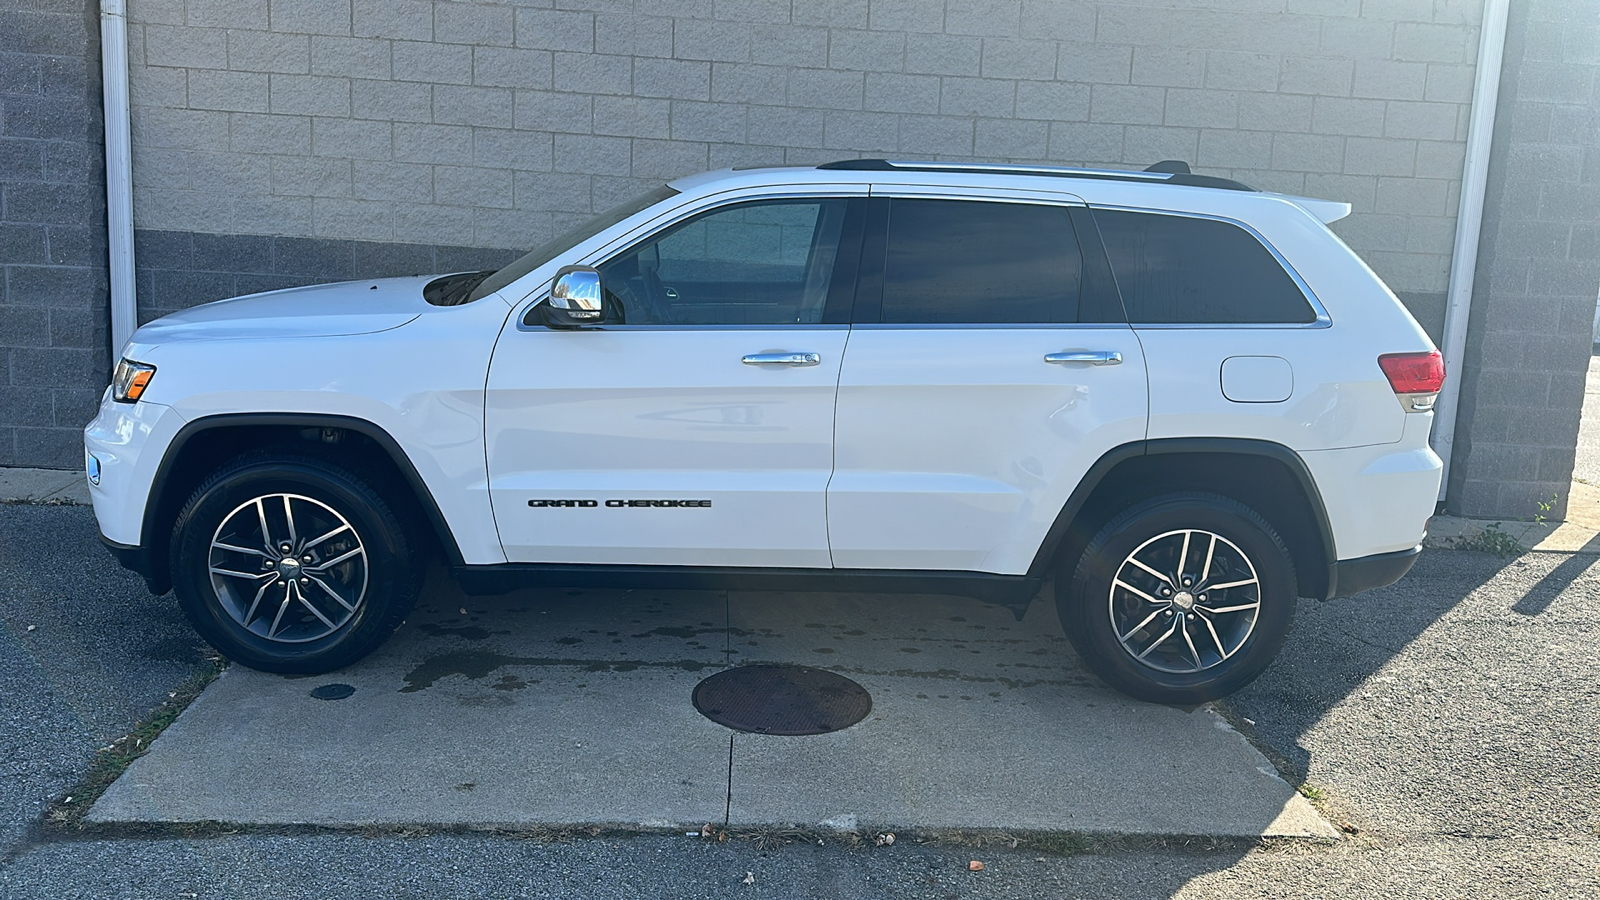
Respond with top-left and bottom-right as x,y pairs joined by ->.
597,199 -> 847,325
1092,209 -> 1316,325
879,199 -> 1081,324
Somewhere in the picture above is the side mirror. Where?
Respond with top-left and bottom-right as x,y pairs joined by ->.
536,265 -> 606,328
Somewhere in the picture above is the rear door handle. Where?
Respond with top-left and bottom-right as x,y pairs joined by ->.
1044,350 -> 1122,366
742,352 -> 821,367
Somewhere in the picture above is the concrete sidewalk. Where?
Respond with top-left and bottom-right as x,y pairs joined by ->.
0,467 -> 90,505
88,570 -> 1334,839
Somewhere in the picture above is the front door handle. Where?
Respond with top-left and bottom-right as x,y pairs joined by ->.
742,352 -> 821,367
1044,350 -> 1123,366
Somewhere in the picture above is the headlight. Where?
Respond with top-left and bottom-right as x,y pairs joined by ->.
112,358 -> 156,403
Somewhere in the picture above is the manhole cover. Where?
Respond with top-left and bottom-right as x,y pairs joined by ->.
692,665 -> 872,735
309,683 -> 356,700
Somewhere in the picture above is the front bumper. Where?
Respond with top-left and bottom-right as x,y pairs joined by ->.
1327,544 -> 1422,599
100,533 -> 169,595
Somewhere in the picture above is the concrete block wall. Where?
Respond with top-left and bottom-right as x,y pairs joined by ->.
119,0 -> 1484,336
0,0 -> 109,467
1446,0 -> 1600,520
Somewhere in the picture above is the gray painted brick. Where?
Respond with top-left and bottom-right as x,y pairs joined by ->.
513,90 -> 593,133
1415,138 -> 1466,176
594,15 -> 675,59
1164,89 -> 1238,129
1125,125 -> 1199,164
351,79 -> 432,123
0,223 -> 48,264
1056,42 -> 1131,85
354,0 -> 431,42
945,0 -> 1019,37
634,58 -> 710,100
1344,134 -> 1420,175
269,74 -> 351,117
392,123 -> 472,164
269,0 -> 352,37
1018,1 -> 1095,41
1205,52 -> 1279,93
230,113 -> 312,155
1049,121 -> 1127,162
1352,59 -> 1428,101
747,105 -> 824,147
1385,100 -> 1461,140
823,109 -> 898,152
192,232 -> 273,273
1095,6 -> 1170,46
904,33 -> 981,78
393,200 -> 477,244
270,155 -> 352,198
392,41 -> 471,85
868,0 -> 945,35
897,115 -> 974,156
185,0 -> 268,30
1238,92 -> 1314,133
829,30 -> 905,74
475,47 -> 555,90
793,0 -> 868,29
976,117 -> 1049,159
516,8 -> 596,52
144,25 -> 227,69
310,117 -> 390,160
593,96 -> 669,138
1375,174 -> 1450,215
670,100 -> 747,144
188,70 -> 270,113
672,19 -> 751,63
552,52 -> 631,95
710,64 -> 789,106
1312,96 -> 1387,135
1319,17 -> 1395,60
714,0 -> 791,25
788,68 -> 863,110
6,266 -> 104,308
630,138 -> 708,179
1198,128 -> 1273,169
1015,80 -> 1089,122
1278,56 -> 1353,96
553,133 -> 632,175
939,77 -> 1015,118
432,165 -> 512,209
1131,48 -> 1205,89
980,39 -> 1056,81
512,170 -> 591,212
228,30 -> 310,75
432,2 -> 512,47
0,139 -> 46,184
472,127 -> 552,170
1089,84 -> 1164,126
310,36 -> 392,80
433,85 -> 513,129
1391,22 -> 1473,64
747,24 -> 828,68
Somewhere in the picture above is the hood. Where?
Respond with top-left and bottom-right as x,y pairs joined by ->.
128,276 -> 439,348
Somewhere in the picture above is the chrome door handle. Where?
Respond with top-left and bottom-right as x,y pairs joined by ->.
1044,350 -> 1123,366
742,352 -> 821,367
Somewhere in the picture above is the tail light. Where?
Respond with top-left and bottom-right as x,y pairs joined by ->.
1378,350 -> 1445,412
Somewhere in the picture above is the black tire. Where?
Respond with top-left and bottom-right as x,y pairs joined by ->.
169,450 -> 420,674
1057,493 -> 1296,705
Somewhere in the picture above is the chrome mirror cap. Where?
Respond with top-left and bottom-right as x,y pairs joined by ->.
537,265 -> 606,328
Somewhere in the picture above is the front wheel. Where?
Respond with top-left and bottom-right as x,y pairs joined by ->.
169,451 -> 420,674
1057,493 -> 1297,705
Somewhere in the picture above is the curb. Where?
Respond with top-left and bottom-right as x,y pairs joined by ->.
0,467 -> 89,505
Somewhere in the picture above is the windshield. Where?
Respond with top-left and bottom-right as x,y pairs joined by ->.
467,185 -> 680,303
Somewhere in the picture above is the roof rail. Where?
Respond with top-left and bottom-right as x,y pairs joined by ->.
816,158 -> 1256,192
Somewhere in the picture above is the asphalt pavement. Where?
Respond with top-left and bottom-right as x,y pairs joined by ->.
3,503 -> 1599,898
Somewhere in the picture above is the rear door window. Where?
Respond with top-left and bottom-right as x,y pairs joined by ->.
1091,209 -> 1317,325
876,198 -> 1082,324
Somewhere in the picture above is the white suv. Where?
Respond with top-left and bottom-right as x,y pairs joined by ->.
84,160 -> 1445,704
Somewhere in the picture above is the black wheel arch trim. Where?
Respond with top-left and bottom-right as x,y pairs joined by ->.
129,413 -> 467,588
1327,544 -> 1420,598
1025,437 -> 1339,599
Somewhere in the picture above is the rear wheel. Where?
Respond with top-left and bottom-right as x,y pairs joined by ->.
169,451 -> 419,674
1057,493 -> 1296,704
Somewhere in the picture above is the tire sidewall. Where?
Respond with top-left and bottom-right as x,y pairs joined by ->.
171,457 -> 413,673
1061,495 -> 1296,704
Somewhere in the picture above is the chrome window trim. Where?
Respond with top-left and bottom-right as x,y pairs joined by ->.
1089,204 -> 1333,330
515,311 -> 851,333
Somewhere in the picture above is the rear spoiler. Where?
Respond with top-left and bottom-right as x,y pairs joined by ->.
1265,192 -> 1352,224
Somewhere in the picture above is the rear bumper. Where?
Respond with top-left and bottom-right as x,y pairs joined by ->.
1327,545 -> 1421,599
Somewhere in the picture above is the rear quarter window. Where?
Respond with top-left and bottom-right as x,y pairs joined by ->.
1091,209 -> 1317,325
